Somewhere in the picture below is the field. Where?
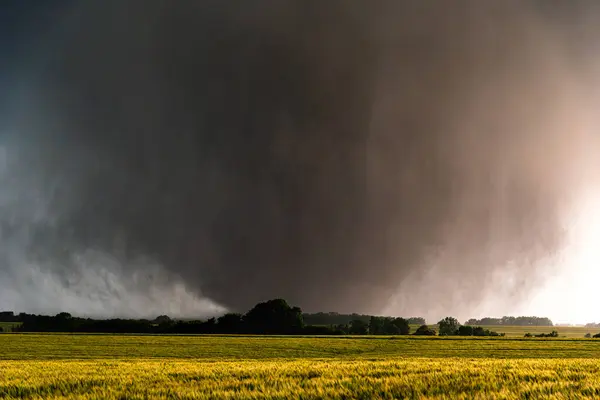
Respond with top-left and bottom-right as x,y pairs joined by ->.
3,334 -> 600,398
481,325 -> 594,338
410,324 -> 594,338
0,322 -> 20,332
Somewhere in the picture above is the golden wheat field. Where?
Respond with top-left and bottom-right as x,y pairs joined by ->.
3,334 -> 600,399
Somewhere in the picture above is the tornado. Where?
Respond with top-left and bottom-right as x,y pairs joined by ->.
1,1 -> 600,322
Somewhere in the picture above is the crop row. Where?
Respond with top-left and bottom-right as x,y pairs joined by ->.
3,334 -> 600,360
2,358 -> 600,399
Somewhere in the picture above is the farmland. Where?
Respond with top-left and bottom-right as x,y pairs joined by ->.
4,358 -> 600,399
3,334 -> 600,360
3,335 -> 600,398
409,324 -> 594,338
0,322 -> 20,332
479,324 -> 593,338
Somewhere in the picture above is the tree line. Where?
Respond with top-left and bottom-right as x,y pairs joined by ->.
302,312 -> 425,326
437,317 -> 503,337
0,301 -> 556,335
1,300 -> 419,335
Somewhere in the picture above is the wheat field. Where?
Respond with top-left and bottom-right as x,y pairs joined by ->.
3,358 -> 600,399
3,334 -> 600,398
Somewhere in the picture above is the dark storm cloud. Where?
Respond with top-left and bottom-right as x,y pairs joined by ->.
2,1 -> 600,319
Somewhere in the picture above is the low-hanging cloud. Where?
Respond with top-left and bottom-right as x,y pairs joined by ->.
2,1 -> 600,321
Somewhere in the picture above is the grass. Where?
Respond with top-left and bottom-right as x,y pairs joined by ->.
409,324 -> 594,338
4,334 -> 600,398
480,325 -> 593,338
4,334 -> 600,360
0,322 -> 20,332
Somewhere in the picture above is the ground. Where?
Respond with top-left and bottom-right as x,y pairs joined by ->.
0,322 -> 20,332
2,334 -> 600,398
411,324 -> 594,338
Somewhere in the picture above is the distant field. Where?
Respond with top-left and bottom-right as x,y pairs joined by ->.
480,325 -> 594,338
408,324 -> 593,338
3,333 -> 600,360
0,322 -> 20,332
4,334 -> 600,398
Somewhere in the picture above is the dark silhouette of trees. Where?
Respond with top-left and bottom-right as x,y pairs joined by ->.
153,315 -> 172,325
216,313 -> 244,333
456,325 -> 502,337
458,325 -> 474,336
368,316 -> 384,334
348,319 -> 369,335
534,331 -> 558,338
244,299 -> 304,334
302,325 -> 337,335
368,317 -> 410,335
165,318 -> 216,334
438,317 -> 460,335
524,331 -> 558,338
414,325 -> 436,335
0,311 -> 15,322
390,318 -> 410,335
303,312 -> 371,326
302,312 -> 427,327
0,304 -> 516,336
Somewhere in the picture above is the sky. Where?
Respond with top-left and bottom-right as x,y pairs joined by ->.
0,1 -> 73,122
2,1 -> 600,324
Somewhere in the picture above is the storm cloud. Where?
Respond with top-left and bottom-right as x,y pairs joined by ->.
2,1 -> 600,321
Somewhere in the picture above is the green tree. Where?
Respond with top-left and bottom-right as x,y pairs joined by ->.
369,316 -> 384,334
438,317 -> 460,335
414,324 -> 436,335
348,319 -> 369,335
391,317 -> 410,335
457,325 -> 474,336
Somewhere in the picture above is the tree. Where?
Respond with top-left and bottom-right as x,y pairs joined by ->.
303,312 -> 371,326
153,315 -> 172,325
414,324 -> 436,336
369,316 -> 384,334
391,317 -> 410,335
244,299 -> 304,334
0,311 -> 14,322
438,317 -> 460,336
457,325 -> 474,336
472,326 -> 486,336
55,312 -> 72,320
348,319 -> 369,335
217,313 -> 244,333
